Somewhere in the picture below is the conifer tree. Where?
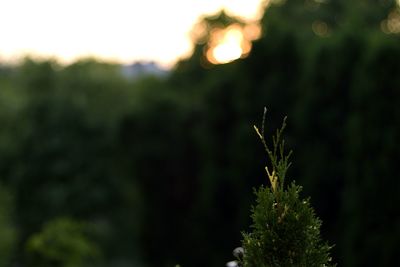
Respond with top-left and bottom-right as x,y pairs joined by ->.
237,109 -> 335,267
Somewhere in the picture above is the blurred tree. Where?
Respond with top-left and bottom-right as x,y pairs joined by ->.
0,58 -> 144,266
340,32 -> 400,266
0,184 -> 17,267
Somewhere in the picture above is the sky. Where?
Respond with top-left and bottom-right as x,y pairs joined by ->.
0,0 -> 265,68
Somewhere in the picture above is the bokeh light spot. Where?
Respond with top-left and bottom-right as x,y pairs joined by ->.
312,20 -> 329,37
381,9 -> 400,34
206,23 -> 260,65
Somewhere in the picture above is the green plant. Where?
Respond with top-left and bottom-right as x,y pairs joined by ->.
239,109 -> 335,267
25,217 -> 100,267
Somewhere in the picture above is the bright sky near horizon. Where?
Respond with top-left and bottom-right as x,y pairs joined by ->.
0,0 -> 265,68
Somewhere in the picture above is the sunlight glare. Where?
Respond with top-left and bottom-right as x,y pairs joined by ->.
206,23 -> 260,65
210,26 -> 244,64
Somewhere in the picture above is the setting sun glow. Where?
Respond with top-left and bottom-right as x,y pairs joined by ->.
206,23 -> 260,65
209,26 -> 244,64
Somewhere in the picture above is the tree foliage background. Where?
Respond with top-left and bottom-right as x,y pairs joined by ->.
0,0 -> 399,266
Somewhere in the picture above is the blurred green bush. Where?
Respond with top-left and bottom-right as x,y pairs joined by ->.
25,217 -> 100,267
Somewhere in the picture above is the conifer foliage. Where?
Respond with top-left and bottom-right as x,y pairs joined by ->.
239,109 -> 335,267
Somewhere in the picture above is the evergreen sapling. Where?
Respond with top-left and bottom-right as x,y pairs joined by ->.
234,109 -> 335,267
